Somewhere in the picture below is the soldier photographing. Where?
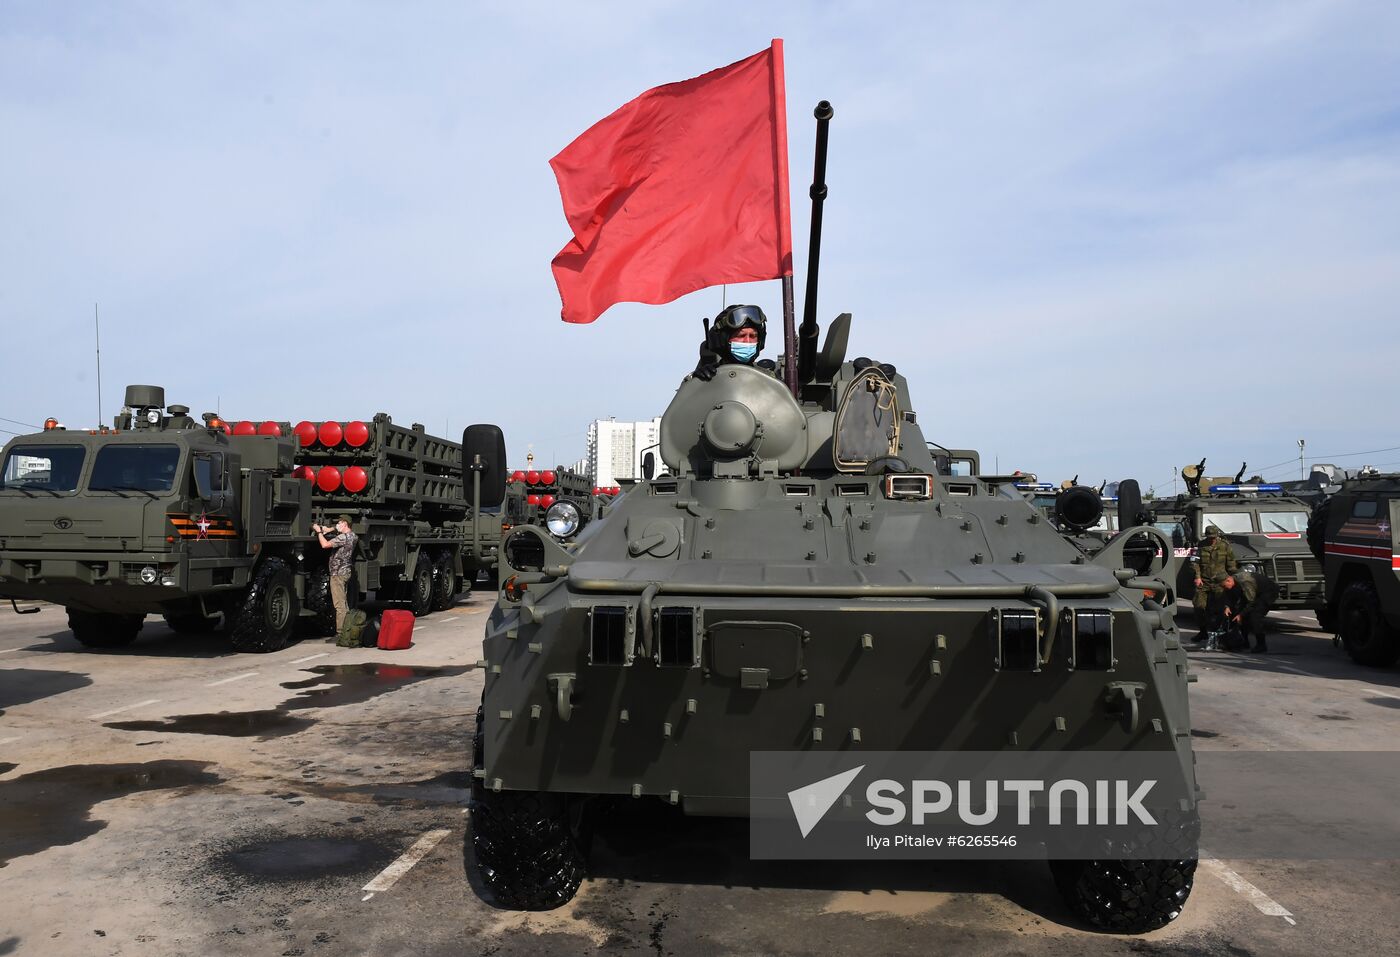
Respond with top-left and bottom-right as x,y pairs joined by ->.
312,515 -> 357,635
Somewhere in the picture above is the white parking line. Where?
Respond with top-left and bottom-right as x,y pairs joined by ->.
292,652 -> 330,664
0,647 -> 26,655
1273,662 -> 1314,678
205,671 -> 258,687
360,828 -> 451,901
0,736 -> 21,746
1201,856 -> 1296,925
88,699 -> 161,720
1363,687 -> 1400,701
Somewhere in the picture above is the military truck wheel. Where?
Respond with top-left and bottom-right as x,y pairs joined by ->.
163,611 -> 219,634
303,568 -> 339,637
470,789 -> 585,910
1337,580 -> 1400,667
228,558 -> 299,653
431,552 -> 458,612
68,610 -> 143,648
409,555 -> 435,617
1050,856 -> 1196,933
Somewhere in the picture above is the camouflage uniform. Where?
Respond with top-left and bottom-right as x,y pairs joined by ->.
1192,527 -> 1239,613
1229,571 -> 1276,652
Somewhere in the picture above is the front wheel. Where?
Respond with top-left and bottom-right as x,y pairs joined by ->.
1050,856 -> 1197,934
470,788 -> 585,910
1338,580 -> 1400,667
228,558 -> 299,653
68,610 -> 143,648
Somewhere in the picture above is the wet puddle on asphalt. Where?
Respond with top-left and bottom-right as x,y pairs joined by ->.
0,760 -> 222,867
216,835 -> 397,882
105,662 -> 473,740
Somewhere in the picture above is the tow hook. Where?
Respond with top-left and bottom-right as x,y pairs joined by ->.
9,599 -> 39,616
1103,681 -> 1146,734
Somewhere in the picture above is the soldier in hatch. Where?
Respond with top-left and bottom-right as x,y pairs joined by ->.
1192,524 -> 1239,646
692,304 -> 776,380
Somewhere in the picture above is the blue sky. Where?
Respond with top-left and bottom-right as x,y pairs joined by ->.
2,1 -> 1398,491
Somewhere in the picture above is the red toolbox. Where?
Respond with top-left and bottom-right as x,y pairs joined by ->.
378,609 -> 416,650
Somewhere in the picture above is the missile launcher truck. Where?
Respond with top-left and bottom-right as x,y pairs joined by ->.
468,103 -> 1198,934
503,466 -> 618,547
0,385 -> 500,651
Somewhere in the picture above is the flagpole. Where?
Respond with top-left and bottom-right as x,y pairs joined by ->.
769,39 -> 798,395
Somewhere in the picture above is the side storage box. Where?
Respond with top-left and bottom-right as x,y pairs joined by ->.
378,609 -> 415,650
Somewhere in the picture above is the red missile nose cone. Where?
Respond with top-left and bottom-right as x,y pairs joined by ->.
294,421 -> 317,447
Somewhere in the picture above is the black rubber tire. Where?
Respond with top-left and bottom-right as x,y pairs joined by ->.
228,558 -> 299,653
67,610 -> 143,648
1051,856 -> 1197,934
1049,808 -> 1198,934
303,567 -> 338,637
162,611 -> 219,634
431,551 -> 458,612
1337,580 -> 1400,667
470,788 -> 585,911
1116,479 -> 1144,531
409,554 -> 435,618
1306,501 -> 1330,563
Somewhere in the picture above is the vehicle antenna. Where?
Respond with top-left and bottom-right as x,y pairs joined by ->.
94,302 -> 103,428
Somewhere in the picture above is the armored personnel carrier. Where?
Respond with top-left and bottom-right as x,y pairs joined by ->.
470,321 -> 1196,929
469,102 -> 1198,933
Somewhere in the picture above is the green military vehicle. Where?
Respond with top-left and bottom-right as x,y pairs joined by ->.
470,317 -> 1197,930
0,384 -> 497,651
1308,474 -> 1400,666
468,103 -> 1199,933
1151,459 -> 1323,618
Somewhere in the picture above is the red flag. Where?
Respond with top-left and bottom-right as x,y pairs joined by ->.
550,40 -> 793,324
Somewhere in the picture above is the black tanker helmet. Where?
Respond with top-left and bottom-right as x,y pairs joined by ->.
711,304 -> 768,353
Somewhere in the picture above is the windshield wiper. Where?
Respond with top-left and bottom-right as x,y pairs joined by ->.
1267,520 -> 1292,532
0,487 -> 37,497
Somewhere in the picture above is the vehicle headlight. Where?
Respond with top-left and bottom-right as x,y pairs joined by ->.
1242,563 -> 1259,575
545,501 -> 581,539
140,565 -> 159,584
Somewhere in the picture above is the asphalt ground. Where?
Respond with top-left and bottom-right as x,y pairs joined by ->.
2,599 -> 1399,956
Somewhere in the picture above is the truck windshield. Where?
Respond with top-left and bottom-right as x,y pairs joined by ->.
88,445 -> 182,493
0,445 -> 86,492
1258,510 -> 1310,533
1203,511 -> 1253,534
